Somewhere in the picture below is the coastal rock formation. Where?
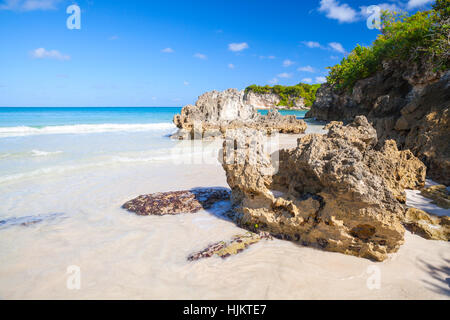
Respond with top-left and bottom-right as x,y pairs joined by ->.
172,89 -> 307,139
220,116 -> 428,261
122,188 -> 230,216
243,90 -> 306,110
403,208 -> 450,241
364,140 -> 426,202
305,65 -> 450,185
420,185 -> 450,209
187,232 -> 273,261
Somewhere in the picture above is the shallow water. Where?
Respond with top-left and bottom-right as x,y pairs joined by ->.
0,108 -> 448,300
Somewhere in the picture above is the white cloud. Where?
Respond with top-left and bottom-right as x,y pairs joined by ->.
329,42 -> 346,54
407,0 -> 433,9
31,48 -> 70,61
302,41 -> 322,48
194,53 -> 207,59
0,0 -> 60,11
228,42 -> 249,52
260,55 -> 276,59
301,78 -> 313,83
318,0 -> 358,23
269,78 -> 279,85
298,65 -> 315,73
283,59 -> 295,67
277,73 -> 292,79
161,47 -> 174,53
315,76 -> 327,83
228,63 -> 235,69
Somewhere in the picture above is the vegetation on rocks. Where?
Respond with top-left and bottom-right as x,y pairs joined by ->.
327,0 -> 450,90
245,83 -> 321,107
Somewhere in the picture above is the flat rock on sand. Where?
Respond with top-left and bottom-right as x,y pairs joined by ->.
122,187 -> 230,216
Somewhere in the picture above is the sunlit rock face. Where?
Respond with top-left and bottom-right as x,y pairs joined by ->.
172,89 -> 307,140
306,64 -> 449,185
221,116 -> 428,261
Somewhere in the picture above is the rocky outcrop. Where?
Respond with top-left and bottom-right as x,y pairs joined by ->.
187,232 -> 273,261
364,140 -> 426,202
306,64 -> 450,185
420,185 -> 450,209
243,90 -> 306,110
172,89 -> 307,139
221,116 -> 429,261
404,208 -> 450,241
122,188 -> 230,216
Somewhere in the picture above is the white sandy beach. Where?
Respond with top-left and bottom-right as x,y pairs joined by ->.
0,124 -> 448,300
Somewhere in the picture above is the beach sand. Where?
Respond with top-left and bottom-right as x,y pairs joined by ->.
0,128 -> 448,300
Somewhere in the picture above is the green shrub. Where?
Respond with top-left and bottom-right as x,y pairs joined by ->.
245,83 -> 321,108
327,0 -> 450,91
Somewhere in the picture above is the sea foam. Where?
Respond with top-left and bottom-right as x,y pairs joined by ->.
0,123 -> 176,138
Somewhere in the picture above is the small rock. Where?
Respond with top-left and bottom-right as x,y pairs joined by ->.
187,232 -> 273,261
122,188 -> 230,216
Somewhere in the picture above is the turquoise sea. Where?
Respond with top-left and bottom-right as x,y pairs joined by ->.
0,106 -> 314,299
0,107 -> 307,129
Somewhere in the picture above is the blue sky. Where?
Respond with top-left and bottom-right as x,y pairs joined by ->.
0,0 -> 435,107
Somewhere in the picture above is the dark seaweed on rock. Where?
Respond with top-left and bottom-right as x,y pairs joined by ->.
122,187 -> 231,216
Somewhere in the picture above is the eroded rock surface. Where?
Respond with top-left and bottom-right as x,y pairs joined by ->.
306,65 -> 449,185
122,188 -> 230,216
187,232 -> 273,261
404,208 -> 450,241
172,89 -> 307,140
221,116 -> 429,261
420,185 -> 450,209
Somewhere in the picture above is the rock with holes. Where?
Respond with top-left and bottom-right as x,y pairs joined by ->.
122,188 -> 230,216
171,89 -> 307,139
222,116 -> 410,261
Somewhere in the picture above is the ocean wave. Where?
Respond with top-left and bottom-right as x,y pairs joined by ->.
0,123 -> 176,138
31,150 -> 63,157
0,150 -> 63,160
0,149 -> 219,184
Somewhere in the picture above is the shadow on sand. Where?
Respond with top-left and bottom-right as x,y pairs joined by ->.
417,256 -> 450,297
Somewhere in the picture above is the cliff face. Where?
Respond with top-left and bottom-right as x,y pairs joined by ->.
243,91 -> 306,109
306,63 -> 450,185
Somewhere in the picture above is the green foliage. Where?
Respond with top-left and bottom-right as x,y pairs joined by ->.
327,1 -> 450,91
245,83 -> 321,108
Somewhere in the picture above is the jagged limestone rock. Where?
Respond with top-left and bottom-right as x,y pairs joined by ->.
220,116 -> 427,261
172,89 -> 307,140
403,208 -> 449,241
420,185 -> 450,209
306,65 -> 450,185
